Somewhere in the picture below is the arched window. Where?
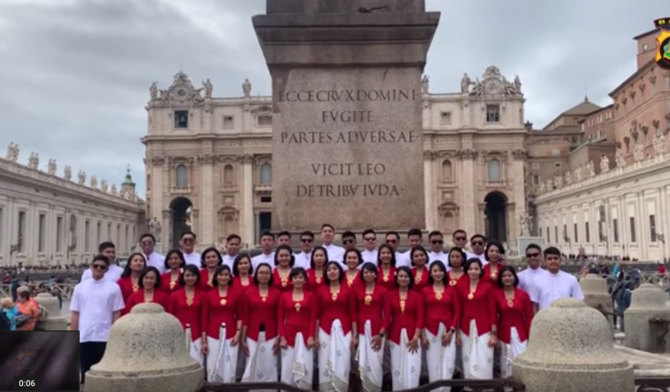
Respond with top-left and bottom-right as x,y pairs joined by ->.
260,163 -> 272,185
223,165 -> 234,188
487,159 -> 501,182
175,164 -> 188,187
442,159 -> 453,182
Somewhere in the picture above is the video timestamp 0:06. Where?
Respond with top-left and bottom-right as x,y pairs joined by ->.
13,375 -> 42,391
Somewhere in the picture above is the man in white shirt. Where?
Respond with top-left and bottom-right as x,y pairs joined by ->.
517,243 -> 547,294
452,230 -> 468,249
400,228 -> 423,266
180,231 -> 201,267
80,242 -> 123,282
384,231 -> 409,268
320,224 -> 345,266
252,232 -> 276,269
360,228 -> 378,264
139,233 -> 165,273
465,234 -> 488,266
427,230 -> 448,267
222,234 -> 242,268
529,246 -> 584,313
70,254 -> 125,386
277,231 -> 292,246
295,231 -> 314,269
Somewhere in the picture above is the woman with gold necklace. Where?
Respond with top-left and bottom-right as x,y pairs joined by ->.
160,249 -> 185,293
355,262 -> 389,392
445,248 -> 468,293
316,261 -> 357,392
376,244 -> 397,292
482,241 -> 505,285
343,248 -> 363,291
456,258 -> 496,381
232,253 -> 253,293
272,245 -> 295,293
409,246 -> 430,293
421,261 -> 460,392
168,264 -> 205,366
306,246 -> 328,293
198,247 -> 223,292
126,267 -> 169,311
116,252 -> 146,315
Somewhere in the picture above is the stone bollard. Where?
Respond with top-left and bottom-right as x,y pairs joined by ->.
624,283 -> 670,354
513,298 -> 634,392
579,274 -> 614,329
86,303 -> 203,392
34,292 -> 68,330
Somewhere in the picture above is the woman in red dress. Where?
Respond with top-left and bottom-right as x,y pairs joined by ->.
421,261 -> 460,392
387,266 -> 423,390
495,266 -> 532,378
232,253 -> 253,292
168,264 -> 205,366
457,258 -> 497,380
202,265 -> 244,382
376,244 -> 397,292
116,252 -> 146,315
446,247 -> 468,292
306,246 -> 328,293
126,266 -> 169,311
355,262 -> 389,392
343,248 -> 363,290
482,240 -> 505,285
272,244 -> 294,293
160,249 -> 185,294
199,247 -> 223,292
316,261 -> 357,391
278,267 -> 317,388
241,262 -> 281,386
409,246 -> 429,293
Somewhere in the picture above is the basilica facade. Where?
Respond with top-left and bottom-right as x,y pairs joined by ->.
143,66 -> 528,250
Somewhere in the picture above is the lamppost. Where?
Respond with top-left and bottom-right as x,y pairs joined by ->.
658,234 -> 666,262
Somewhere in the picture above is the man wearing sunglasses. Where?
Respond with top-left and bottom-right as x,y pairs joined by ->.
295,231 -> 315,269
139,233 -> 165,273
517,243 -> 547,294
384,231 -> 408,267
80,242 -> 123,282
427,230 -> 448,266
179,231 -> 201,267
465,234 -> 488,266
360,228 -> 378,264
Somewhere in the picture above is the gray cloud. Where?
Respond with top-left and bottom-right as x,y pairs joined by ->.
0,0 -> 667,195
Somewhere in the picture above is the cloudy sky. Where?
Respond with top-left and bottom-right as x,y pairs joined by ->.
0,0 -> 666,195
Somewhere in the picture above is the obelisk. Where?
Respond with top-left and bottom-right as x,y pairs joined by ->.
253,0 -> 440,232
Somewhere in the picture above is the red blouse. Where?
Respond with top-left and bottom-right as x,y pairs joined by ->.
126,289 -> 169,312
446,271 -> 468,296
355,284 -> 389,335
458,281 -> 496,337
494,288 -> 533,344
277,291 -> 317,347
377,266 -> 397,292
422,285 -> 460,335
198,269 -> 217,292
202,287 -> 244,340
232,276 -> 253,293
168,288 -> 205,341
344,270 -> 362,291
316,285 -> 356,335
116,276 -> 140,315
482,263 -> 504,286
411,267 -> 429,293
272,268 -> 293,293
306,269 -> 326,293
160,270 -> 182,293
243,287 -> 281,341
387,290 -> 424,345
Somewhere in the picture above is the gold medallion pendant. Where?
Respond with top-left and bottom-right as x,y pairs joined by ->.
316,277 -> 322,284
261,296 -> 267,302
364,295 -> 372,305
467,293 -> 474,300
435,292 -> 443,300
169,281 -> 177,290
281,279 -> 288,287
331,292 -> 338,301
383,276 -> 390,282
220,298 -> 227,306
399,299 -> 406,314
507,299 -> 514,307
449,280 -> 457,286
294,302 -> 301,312
186,297 -> 193,306
490,273 -> 496,280
132,284 -> 139,292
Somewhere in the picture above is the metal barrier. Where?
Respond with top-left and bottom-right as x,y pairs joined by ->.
0,282 -> 76,300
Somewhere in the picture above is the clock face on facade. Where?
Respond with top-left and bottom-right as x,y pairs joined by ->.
484,79 -> 501,95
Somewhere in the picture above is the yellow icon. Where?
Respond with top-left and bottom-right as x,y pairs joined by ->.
655,29 -> 670,63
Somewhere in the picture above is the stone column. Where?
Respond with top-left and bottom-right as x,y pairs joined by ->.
459,150 -> 477,235
161,210 -> 172,248
660,186 -> 669,259
241,155 -> 255,247
150,157 -> 165,243
423,151 -> 435,231
624,283 -> 670,353
198,155 -> 215,246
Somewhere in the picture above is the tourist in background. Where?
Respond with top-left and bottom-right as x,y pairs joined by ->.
15,286 -> 38,331
355,262 -> 388,392
272,245 -> 295,293
199,247 -> 223,292
343,248 -> 363,290
202,265 -> 243,383
458,258 -> 496,380
306,246 -> 328,293
222,234 -> 242,269
482,241 -> 505,285
241,262 -> 280,389
410,246 -> 430,293
160,249 -> 186,293
278,268 -> 316,389
446,247 -> 468,292
1,297 -> 19,330
180,231 -> 201,267
517,244 -> 546,294
317,261 -> 357,392
81,242 -> 123,282
70,254 -> 125,387
422,260 -> 459,392
116,252 -> 147,315
126,267 -> 168,311
376,244 -> 397,292
494,266 -> 532,378
168,264 -> 205,366
139,233 -> 166,274
529,247 -> 584,313
613,269 -> 641,331
232,253 -> 253,292
387,266 -> 423,390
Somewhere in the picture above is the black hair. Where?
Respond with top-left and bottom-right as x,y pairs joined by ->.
324,261 -> 344,284
253,262 -> 274,286
409,246 -> 429,266
428,260 -> 447,284
179,265 -> 201,287
343,248 -> 363,267
121,253 -> 147,278
496,265 -> 519,288
464,257 -> 484,277
139,267 -> 161,289
200,247 -> 223,268
232,253 -> 253,276
274,244 -> 295,267
310,246 -> 329,269
447,247 -> 467,268
164,249 -> 186,270
213,265 -> 233,287
359,262 -> 378,282
377,244 -> 397,266
484,240 -> 505,262
394,266 -> 413,289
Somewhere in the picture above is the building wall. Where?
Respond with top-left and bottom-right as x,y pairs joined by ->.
580,105 -> 614,142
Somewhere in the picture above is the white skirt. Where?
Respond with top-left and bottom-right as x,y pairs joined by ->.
499,327 -> 527,378
206,325 -> 239,383
184,325 -> 204,368
425,323 -> 457,392
318,320 -> 351,392
280,332 -> 314,389
461,320 -> 494,380
242,332 -> 279,392
357,320 -> 385,392
389,328 -> 422,391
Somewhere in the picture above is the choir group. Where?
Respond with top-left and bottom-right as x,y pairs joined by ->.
71,226 -> 585,392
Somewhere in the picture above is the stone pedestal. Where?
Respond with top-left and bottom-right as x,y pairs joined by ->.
624,283 -> 670,354
33,292 -> 67,330
513,299 -> 634,392
85,304 -> 203,392
517,236 -> 544,256
253,0 -> 440,232
579,274 -> 614,330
